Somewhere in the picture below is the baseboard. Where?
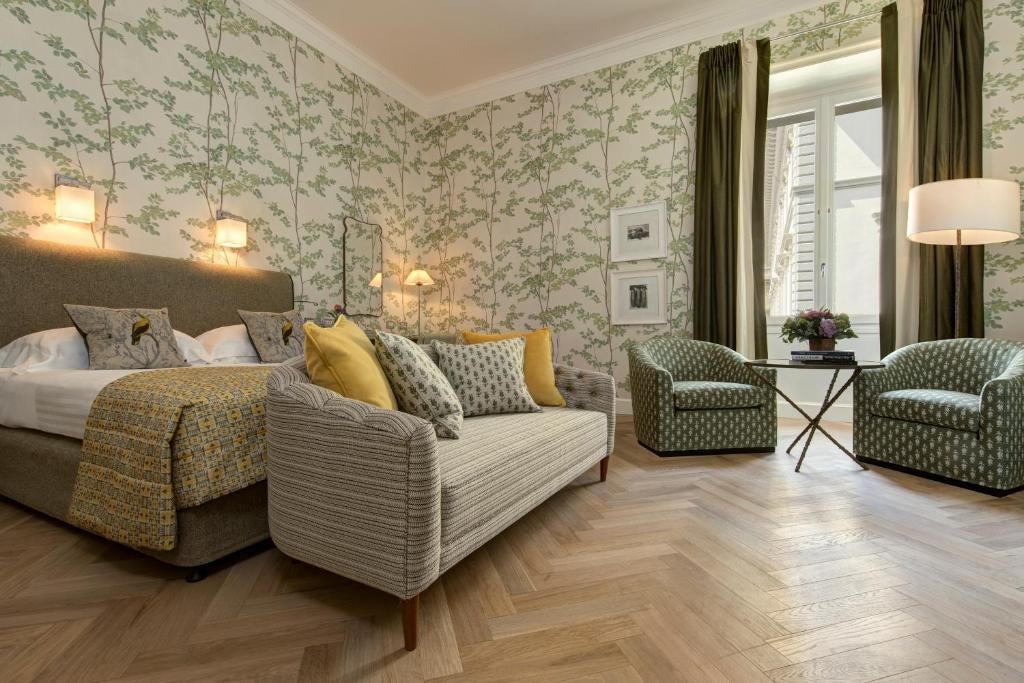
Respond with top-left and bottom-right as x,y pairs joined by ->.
616,398 -> 633,415
858,457 -> 1024,498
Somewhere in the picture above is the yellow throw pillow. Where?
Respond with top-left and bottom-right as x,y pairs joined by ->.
304,319 -> 397,410
461,328 -> 566,407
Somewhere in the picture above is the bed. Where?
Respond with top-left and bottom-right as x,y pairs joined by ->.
0,236 -> 293,572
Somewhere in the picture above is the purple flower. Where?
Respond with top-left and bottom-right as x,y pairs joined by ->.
820,318 -> 838,338
333,304 -> 344,313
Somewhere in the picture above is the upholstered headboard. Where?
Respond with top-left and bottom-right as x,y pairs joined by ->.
0,237 -> 294,346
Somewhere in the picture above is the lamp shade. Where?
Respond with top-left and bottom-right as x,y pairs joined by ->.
54,183 -> 95,224
215,214 -> 248,249
907,178 -> 1021,245
404,269 -> 434,286
369,272 -> 383,288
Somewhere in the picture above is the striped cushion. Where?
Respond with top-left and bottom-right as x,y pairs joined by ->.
437,407 -> 607,572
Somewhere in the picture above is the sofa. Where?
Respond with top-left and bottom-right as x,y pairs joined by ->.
853,338 -> 1024,495
265,354 -> 615,650
628,335 -> 777,454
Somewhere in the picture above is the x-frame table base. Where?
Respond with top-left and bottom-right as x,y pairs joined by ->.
749,367 -> 869,472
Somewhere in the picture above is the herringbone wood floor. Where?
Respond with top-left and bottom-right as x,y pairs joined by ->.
2,418 -> 1024,682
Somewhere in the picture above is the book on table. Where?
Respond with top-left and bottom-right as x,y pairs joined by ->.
790,349 -> 857,364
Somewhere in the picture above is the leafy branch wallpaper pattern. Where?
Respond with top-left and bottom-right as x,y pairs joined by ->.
1,0 -> 1021,396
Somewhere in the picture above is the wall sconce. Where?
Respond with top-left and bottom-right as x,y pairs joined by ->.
54,174 -> 95,224
215,210 -> 248,249
369,272 -> 383,288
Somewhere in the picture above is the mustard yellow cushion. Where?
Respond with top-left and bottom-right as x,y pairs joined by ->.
461,328 -> 566,407
304,319 -> 397,410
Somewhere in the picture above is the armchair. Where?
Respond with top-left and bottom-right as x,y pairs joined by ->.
854,338 -> 1024,494
628,335 -> 777,455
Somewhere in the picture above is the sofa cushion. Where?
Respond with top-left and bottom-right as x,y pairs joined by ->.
375,331 -> 463,439
433,338 -> 540,417
436,407 -> 606,573
672,381 -> 765,410
872,389 -> 981,432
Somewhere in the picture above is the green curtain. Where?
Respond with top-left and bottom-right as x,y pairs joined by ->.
879,3 -> 899,357
693,42 -> 741,350
751,39 -> 771,361
917,0 -> 985,340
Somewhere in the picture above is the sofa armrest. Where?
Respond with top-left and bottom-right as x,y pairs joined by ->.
554,364 -> 616,456
981,352 -> 1024,440
266,362 -> 441,599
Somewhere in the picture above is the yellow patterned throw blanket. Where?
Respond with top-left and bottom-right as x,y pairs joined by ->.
68,366 -> 273,551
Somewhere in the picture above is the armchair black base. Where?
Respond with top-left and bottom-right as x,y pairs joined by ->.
640,442 -> 775,457
857,456 -> 1024,498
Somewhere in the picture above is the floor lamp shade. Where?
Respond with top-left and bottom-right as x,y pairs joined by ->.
907,179 -> 1021,245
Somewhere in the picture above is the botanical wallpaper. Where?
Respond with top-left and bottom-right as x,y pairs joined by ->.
1,0 -> 1021,397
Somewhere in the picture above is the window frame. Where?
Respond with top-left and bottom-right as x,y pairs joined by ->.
765,81 -> 882,330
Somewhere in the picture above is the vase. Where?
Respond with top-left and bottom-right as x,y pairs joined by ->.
809,338 -> 836,352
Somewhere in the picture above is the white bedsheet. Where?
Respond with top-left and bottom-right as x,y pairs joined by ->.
0,364 -> 268,440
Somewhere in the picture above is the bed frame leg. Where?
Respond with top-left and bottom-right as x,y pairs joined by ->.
600,456 -> 610,482
401,594 -> 419,651
185,565 -> 208,583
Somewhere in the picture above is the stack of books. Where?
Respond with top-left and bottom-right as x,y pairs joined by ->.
791,349 -> 856,364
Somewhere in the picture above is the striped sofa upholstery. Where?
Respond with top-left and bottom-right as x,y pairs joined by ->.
266,356 -> 614,603
853,339 -> 1024,494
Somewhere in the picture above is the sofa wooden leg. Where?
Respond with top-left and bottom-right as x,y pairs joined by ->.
600,456 -> 610,482
400,594 -> 419,651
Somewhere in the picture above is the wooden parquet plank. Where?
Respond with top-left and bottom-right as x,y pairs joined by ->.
0,419 -> 1022,681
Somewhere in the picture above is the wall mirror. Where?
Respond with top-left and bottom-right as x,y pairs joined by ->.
342,216 -> 384,317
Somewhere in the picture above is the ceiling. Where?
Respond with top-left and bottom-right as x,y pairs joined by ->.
247,0 -> 825,115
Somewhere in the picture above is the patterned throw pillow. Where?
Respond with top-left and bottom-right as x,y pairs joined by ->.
432,338 -> 541,417
375,331 -> 463,438
237,309 -> 305,363
63,304 -> 187,370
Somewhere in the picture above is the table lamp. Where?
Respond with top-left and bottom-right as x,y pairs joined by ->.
907,178 -> 1020,337
404,269 -> 434,340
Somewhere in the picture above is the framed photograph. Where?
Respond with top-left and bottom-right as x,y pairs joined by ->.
610,269 -> 666,325
610,200 -> 667,262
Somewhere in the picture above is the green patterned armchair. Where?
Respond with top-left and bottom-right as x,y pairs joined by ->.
628,336 -> 777,455
853,339 -> 1024,494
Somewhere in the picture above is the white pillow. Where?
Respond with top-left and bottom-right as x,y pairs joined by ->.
197,324 -> 260,364
174,331 -> 211,365
0,327 -> 209,370
0,327 -> 88,371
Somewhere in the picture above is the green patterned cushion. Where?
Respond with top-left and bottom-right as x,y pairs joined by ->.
433,338 -> 540,417
375,331 -> 463,439
872,388 -> 981,432
64,304 -> 186,370
672,381 -> 765,410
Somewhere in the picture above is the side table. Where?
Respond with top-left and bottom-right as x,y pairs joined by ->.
745,359 -> 885,472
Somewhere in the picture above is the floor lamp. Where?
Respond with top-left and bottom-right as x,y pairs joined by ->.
404,269 -> 434,340
907,178 -> 1021,337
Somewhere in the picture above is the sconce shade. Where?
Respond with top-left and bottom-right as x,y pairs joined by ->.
54,183 -> 95,224
215,214 -> 248,249
908,178 -> 1021,245
404,269 -> 434,286
369,272 -> 383,288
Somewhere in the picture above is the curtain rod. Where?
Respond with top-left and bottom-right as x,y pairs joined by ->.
773,9 -> 883,42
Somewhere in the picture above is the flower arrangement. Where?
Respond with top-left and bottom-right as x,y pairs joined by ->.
780,308 -> 857,351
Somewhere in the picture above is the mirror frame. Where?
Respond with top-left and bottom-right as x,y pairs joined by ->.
341,216 -> 384,317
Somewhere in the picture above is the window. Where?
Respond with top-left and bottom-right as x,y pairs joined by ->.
764,80 -> 882,319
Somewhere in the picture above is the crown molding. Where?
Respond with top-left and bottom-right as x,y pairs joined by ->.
237,0 -> 432,116
240,0 -> 830,119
